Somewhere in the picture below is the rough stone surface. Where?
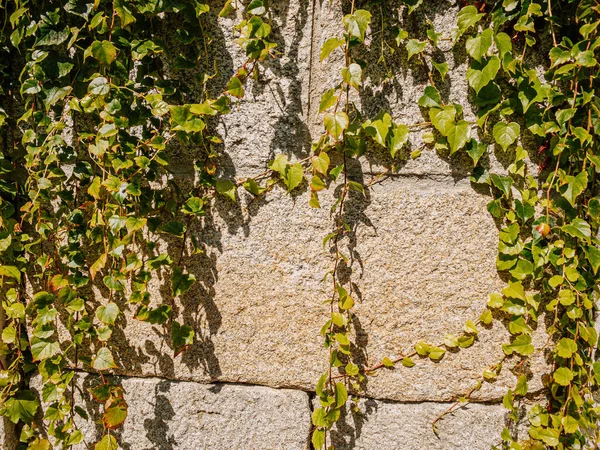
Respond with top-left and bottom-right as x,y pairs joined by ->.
30,375 -> 311,450
0,419 -> 16,450
92,176 -> 547,402
322,397 -> 514,450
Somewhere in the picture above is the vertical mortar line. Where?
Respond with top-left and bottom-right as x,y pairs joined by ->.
306,0 -> 318,129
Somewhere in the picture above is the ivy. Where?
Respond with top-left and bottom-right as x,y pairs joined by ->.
1,0 -> 600,449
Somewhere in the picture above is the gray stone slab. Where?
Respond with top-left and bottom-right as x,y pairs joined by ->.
30,374 -> 311,450
322,397 -> 512,450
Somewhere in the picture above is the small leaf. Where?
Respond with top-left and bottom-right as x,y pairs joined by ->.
493,122 -> 520,151
324,112 -> 349,140
216,179 -> 237,202
92,347 -> 118,371
95,435 -> 118,450
418,86 -> 442,108
553,367 -> 573,386
406,39 -> 427,60
91,40 -> 118,64
96,302 -> 119,325
320,37 -> 344,62
171,266 -> 196,297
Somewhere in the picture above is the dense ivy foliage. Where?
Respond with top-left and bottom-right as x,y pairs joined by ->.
0,0 -> 599,449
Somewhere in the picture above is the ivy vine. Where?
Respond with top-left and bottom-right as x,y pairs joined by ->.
1,0 -> 600,450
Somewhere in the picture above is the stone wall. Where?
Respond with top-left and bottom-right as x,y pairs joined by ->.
1,1 -> 547,449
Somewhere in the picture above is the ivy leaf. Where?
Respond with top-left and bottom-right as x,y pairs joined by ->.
429,106 -> 456,136
30,337 -> 60,361
171,320 -> 195,356
319,88 -> 336,113
502,281 -> 526,301
561,218 -> 591,241
114,0 -> 136,27
555,338 -> 577,358
585,245 -> 600,274
493,121 -> 520,151
466,28 -> 493,62
389,124 -> 409,158
334,382 -> 348,408
406,39 -> 427,60
96,302 -> 119,325
43,86 -> 72,111
171,266 -> 196,297
95,435 -> 118,450
1,391 -> 39,424
453,5 -> 484,43
401,356 -> 415,367
216,179 -> 237,202
490,173 -> 513,198
160,221 -> 186,238
324,112 -> 349,140
560,170 -> 588,207
88,76 -> 110,95
103,396 -> 128,429
432,61 -> 449,79
341,63 -> 362,89
283,163 -> 304,192
92,347 -> 118,371
418,86 -> 442,108
226,77 -> 244,98
466,56 -> 500,93
529,427 -> 559,446
91,40 -> 118,65
320,37 -> 344,62
553,367 -> 574,386
363,113 -> 391,147
343,9 -> 372,42
466,140 -> 486,166
447,120 -> 471,154
502,334 -> 534,356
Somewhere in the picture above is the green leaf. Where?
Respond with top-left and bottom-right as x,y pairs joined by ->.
91,40 -> 118,65
216,179 -> 237,202
89,76 -> 110,95
453,5 -> 484,43
418,86 -> 442,108
401,356 -> 415,367
312,429 -> 325,449
324,112 -> 349,140
319,88 -> 337,113
334,382 -> 348,408
320,37 -> 344,62
466,140 -> 486,166
529,427 -> 559,446
560,170 -> 588,207
283,163 -> 304,192
96,302 -> 119,325
493,122 -> 520,151
585,245 -> 600,274
43,86 -> 73,111
171,320 -> 195,356
466,56 -> 500,94
95,435 -> 118,450
171,266 -> 196,297
2,391 -> 39,424
514,374 -> 528,396
389,124 -> 409,158
406,39 -> 427,60
502,334 -> 534,356
447,120 -> 471,154
363,112 -> 392,147
341,63 -> 362,89
92,347 -> 118,371
160,221 -> 186,238
382,357 -> 395,367
103,396 -> 128,429
490,173 -> 513,198
553,367 -> 573,386
343,9 -> 372,42
502,281 -> 526,301
466,28 -> 493,62
561,218 -> 591,241
429,106 -> 456,136
226,77 -> 244,98
30,337 -> 60,361
555,338 -> 577,358
432,61 -> 449,79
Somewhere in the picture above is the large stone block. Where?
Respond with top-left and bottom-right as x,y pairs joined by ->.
322,397 -> 513,450
30,375 -> 311,450
93,175 -> 546,402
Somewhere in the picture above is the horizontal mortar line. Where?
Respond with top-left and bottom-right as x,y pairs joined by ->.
62,368 -> 546,406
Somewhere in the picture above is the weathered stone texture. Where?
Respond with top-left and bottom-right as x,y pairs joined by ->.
31,375 -> 311,450
324,398 -> 511,450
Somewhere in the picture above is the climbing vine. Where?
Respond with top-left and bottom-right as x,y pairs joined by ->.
0,0 -> 599,449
